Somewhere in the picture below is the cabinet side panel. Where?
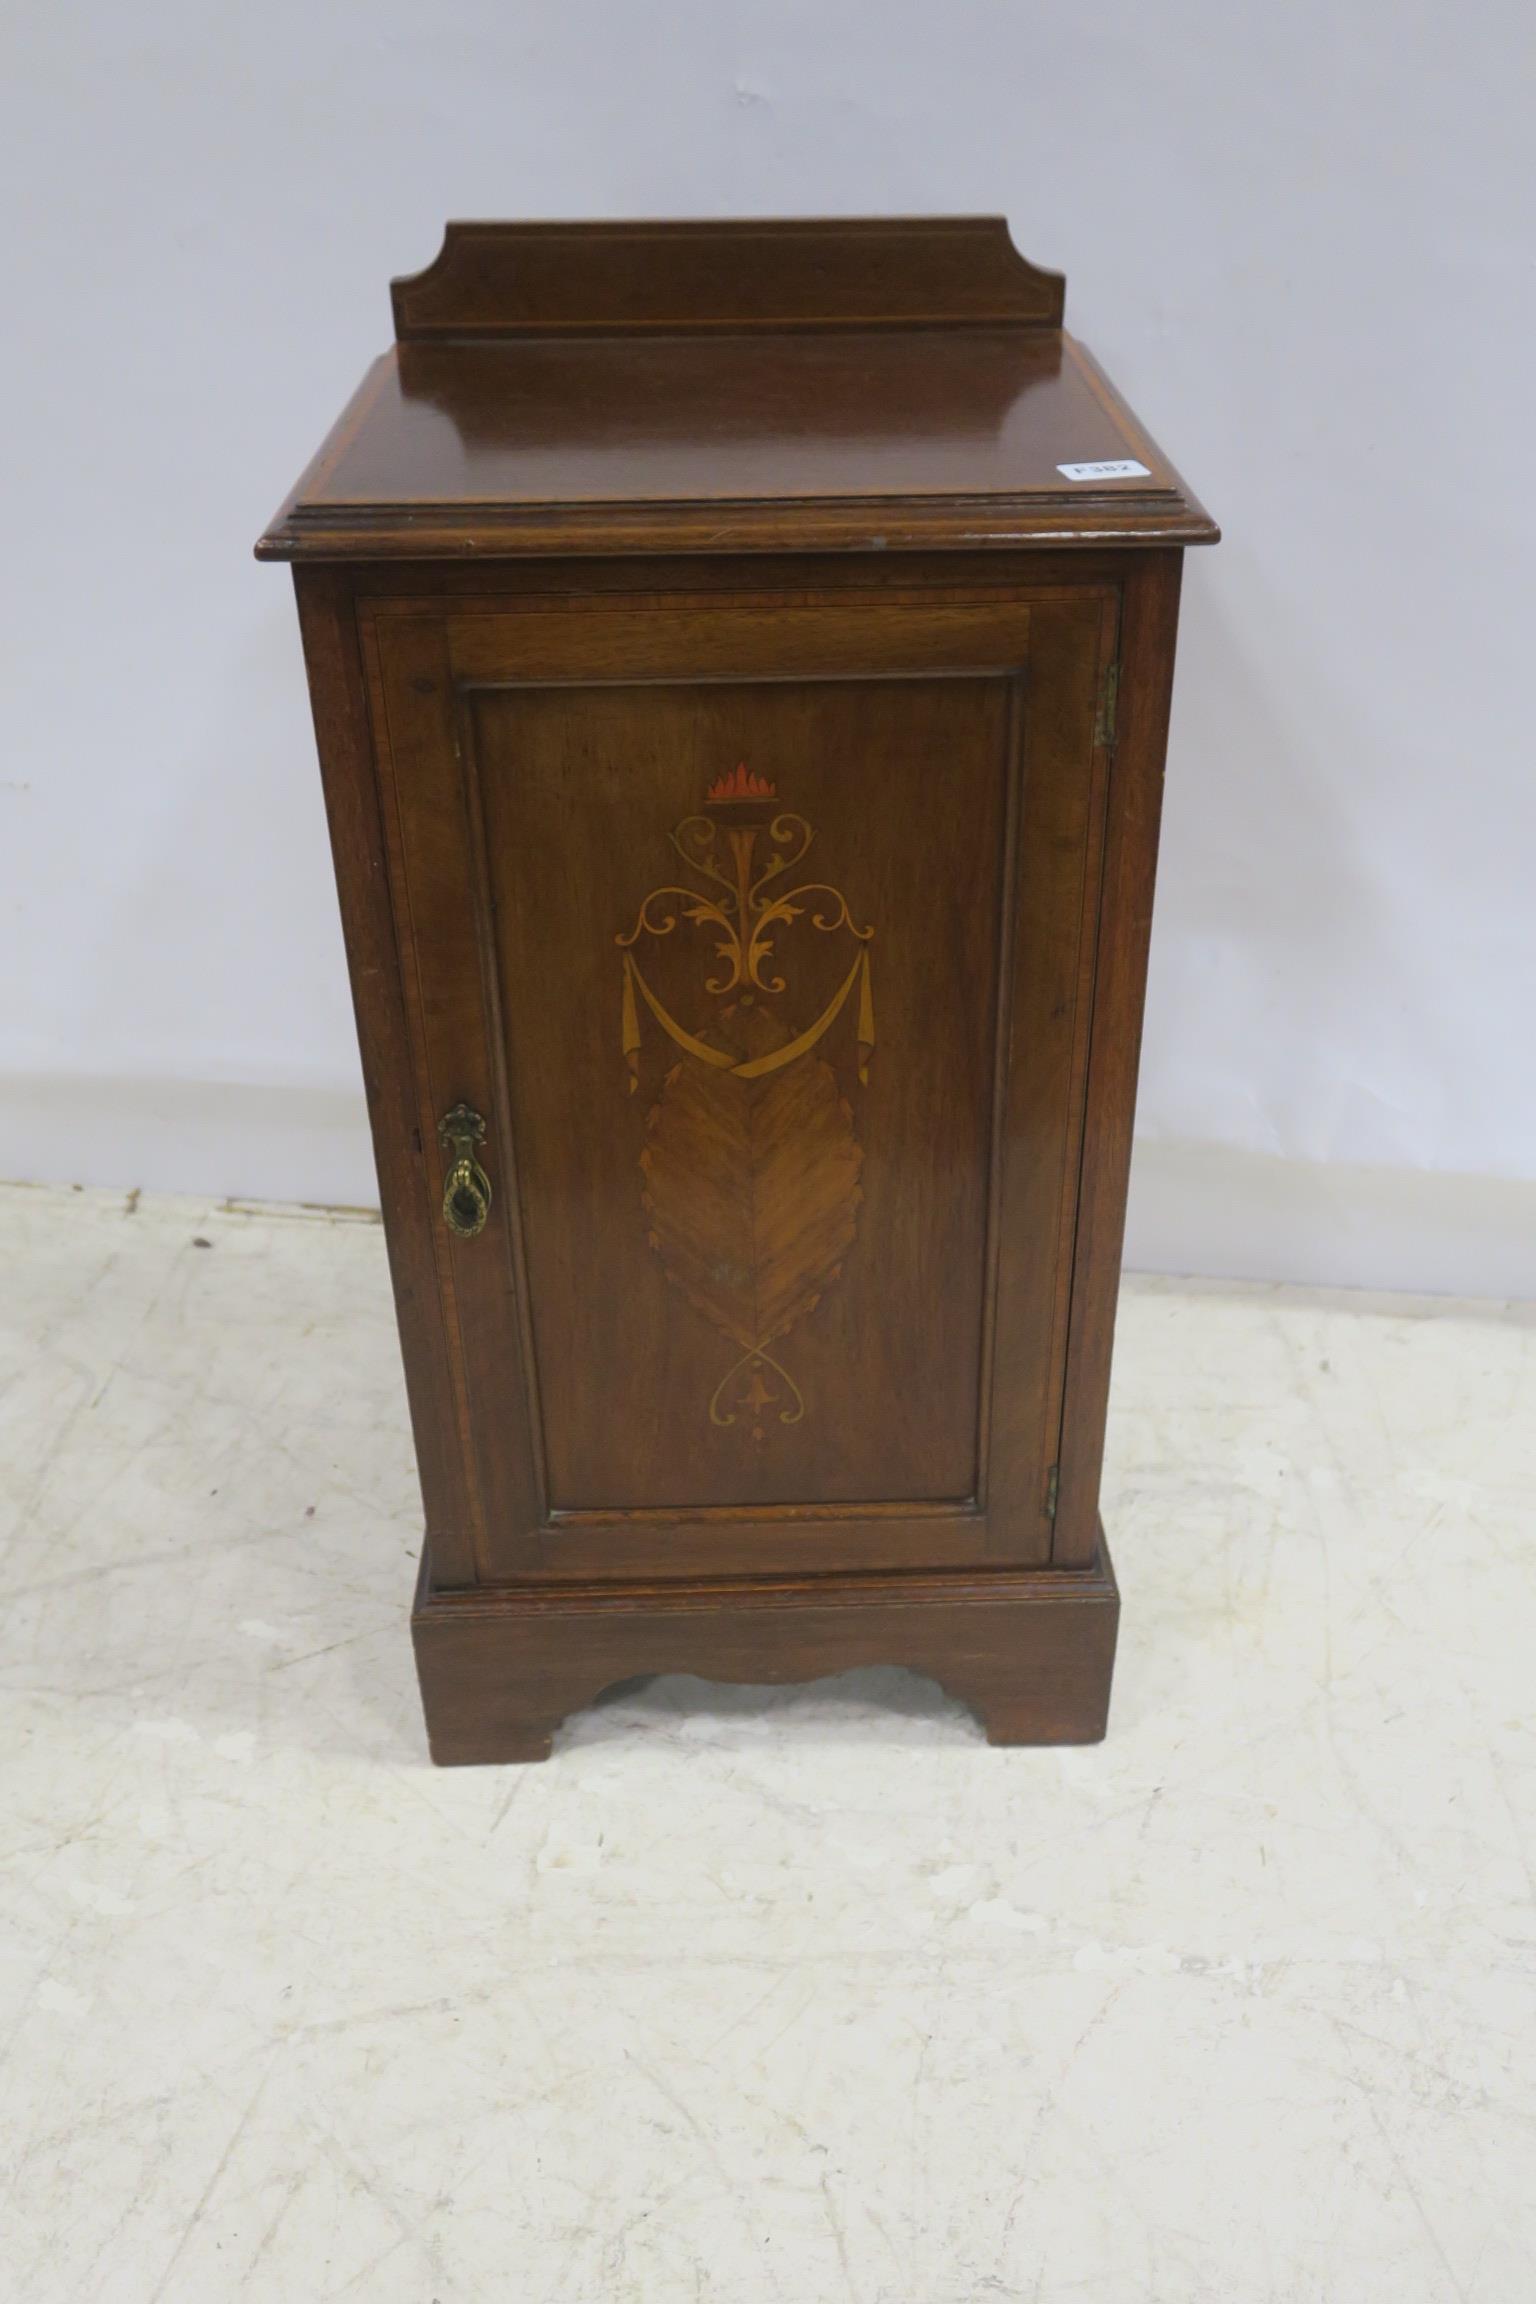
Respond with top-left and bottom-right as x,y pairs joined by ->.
983,593 -> 1116,1555
1052,550 -> 1184,1564
292,568 -> 476,1587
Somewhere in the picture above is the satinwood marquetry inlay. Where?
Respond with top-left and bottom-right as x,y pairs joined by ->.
616,767 -> 876,1440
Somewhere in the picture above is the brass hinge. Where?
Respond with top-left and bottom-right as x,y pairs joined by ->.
1094,660 -> 1119,751
1045,1463 -> 1060,1519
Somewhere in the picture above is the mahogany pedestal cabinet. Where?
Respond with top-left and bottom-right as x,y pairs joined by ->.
258,218 -> 1218,1764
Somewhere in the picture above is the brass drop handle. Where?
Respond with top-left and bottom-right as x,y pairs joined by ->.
438,1103 -> 492,1239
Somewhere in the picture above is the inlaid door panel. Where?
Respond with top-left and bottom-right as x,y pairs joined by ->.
365,588 -> 1114,1582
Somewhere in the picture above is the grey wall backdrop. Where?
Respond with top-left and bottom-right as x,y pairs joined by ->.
3,0 -> 1530,1293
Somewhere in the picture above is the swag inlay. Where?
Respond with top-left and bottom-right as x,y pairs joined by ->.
616,766 -> 876,1440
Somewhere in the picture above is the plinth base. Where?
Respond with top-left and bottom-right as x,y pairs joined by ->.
411,1536 -> 1119,1764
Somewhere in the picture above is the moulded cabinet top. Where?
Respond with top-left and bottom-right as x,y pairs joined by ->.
256,219 -> 1217,562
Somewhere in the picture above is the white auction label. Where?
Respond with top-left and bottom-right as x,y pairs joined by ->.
1056,458 -> 1151,481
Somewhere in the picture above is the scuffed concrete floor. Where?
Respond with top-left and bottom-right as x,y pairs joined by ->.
1,1182 -> 1533,2304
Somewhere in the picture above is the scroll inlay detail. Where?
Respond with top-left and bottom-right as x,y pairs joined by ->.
615,767 -> 875,1439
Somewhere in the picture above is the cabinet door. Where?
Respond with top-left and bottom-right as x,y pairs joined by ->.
364,584 -> 1115,1583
